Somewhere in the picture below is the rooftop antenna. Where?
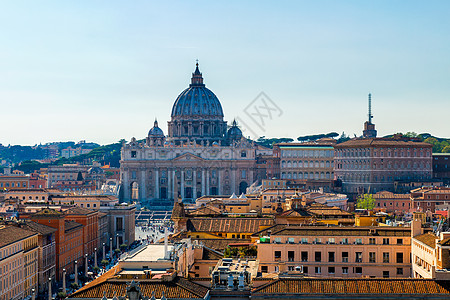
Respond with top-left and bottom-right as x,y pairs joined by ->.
368,93 -> 373,124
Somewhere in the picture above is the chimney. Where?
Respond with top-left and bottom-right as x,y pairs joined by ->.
411,217 -> 423,237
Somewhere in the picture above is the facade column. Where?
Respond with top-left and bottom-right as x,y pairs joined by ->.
155,169 -> 159,199
122,171 -> 130,201
140,170 -> 146,200
181,169 -> 185,200
202,169 -> 206,196
193,170 -> 197,199
206,170 -> 210,195
218,168 -> 222,195
168,169 -> 172,200
172,169 -> 177,200
231,168 -> 236,194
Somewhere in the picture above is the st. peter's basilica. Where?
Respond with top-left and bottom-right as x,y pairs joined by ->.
120,63 -> 269,203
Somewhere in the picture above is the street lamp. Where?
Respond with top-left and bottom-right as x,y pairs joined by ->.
48,277 -> 52,300
74,260 -> 78,286
62,269 -> 66,293
109,238 -> 113,260
85,253 -> 88,276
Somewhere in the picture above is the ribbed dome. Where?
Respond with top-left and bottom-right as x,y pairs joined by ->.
148,120 -> 164,136
171,63 -> 224,119
227,119 -> 243,140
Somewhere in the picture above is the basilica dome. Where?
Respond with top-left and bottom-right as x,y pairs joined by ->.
148,120 -> 164,136
171,63 -> 224,119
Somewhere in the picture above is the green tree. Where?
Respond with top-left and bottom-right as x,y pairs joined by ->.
442,146 -> 450,153
356,194 -> 376,210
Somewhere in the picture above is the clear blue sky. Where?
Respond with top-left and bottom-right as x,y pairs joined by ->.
1,1 -> 449,145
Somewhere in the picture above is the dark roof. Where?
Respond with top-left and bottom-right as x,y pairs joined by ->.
187,217 -> 274,233
253,278 -> 450,297
0,225 -> 37,248
439,237 -> 450,246
171,202 -> 186,218
20,220 -> 57,235
69,277 -> 209,299
64,220 -> 83,233
65,206 -> 96,215
201,246 -> 224,260
252,224 -> 411,237
335,138 -> 432,148
195,239 -> 251,251
414,233 -> 437,248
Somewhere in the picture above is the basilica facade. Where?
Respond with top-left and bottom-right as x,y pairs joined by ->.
120,64 -> 268,203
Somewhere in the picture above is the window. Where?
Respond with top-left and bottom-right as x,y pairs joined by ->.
383,271 -> 390,278
241,151 -> 247,158
194,265 -> 199,270
342,267 -> 349,274
288,251 -> 295,262
261,266 -> 268,273
301,238 -> 308,244
369,238 -> 376,245
274,251 -> 281,261
355,252 -> 362,263
341,238 -> 349,244
116,217 -> 123,231
355,238 -> 362,245
383,238 -> 389,245
328,252 -> 335,262
274,237 -> 281,244
131,151 -> 137,158
301,251 -> 308,262
288,237 -> 295,244
396,252 -> 403,264
315,252 -> 322,262
315,266 -> 321,274
354,267 -> 362,274
288,266 -> 295,271
328,267 -> 335,274
397,268 -> 403,275
328,238 -> 335,244
397,238 -> 403,245
303,266 -> 308,274
383,252 -> 390,263
342,252 -> 348,262
369,252 -> 376,263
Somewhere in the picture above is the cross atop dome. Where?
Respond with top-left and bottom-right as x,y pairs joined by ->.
191,60 -> 204,87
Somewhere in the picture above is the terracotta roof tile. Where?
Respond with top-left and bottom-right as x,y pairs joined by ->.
253,278 -> 450,296
187,218 -> 273,233
69,277 -> 209,299
0,225 -> 37,248
65,206 -> 96,215
335,138 -> 432,148
414,233 -> 437,248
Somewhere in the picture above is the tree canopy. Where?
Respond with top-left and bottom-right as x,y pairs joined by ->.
356,194 -> 376,210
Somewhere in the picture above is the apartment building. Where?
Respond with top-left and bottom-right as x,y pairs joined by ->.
255,225 -> 411,278
411,218 -> 450,279
410,186 -> 450,213
274,141 -> 335,191
0,225 -> 39,300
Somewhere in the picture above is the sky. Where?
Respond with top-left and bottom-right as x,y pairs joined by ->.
1,1 -> 449,145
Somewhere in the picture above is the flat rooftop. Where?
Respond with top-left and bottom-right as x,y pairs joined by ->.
121,244 -> 174,262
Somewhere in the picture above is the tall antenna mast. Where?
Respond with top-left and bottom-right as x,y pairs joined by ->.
368,93 -> 372,124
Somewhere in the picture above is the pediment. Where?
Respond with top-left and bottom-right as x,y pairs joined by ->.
171,153 -> 205,161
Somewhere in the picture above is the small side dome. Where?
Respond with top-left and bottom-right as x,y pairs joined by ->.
227,119 -> 243,141
148,120 -> 164,136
